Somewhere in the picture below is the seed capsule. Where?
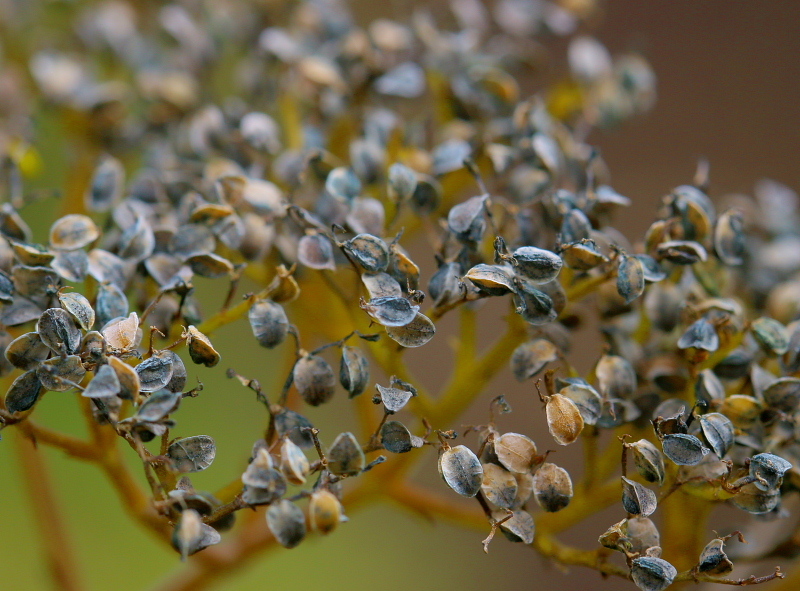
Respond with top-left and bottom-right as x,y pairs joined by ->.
360,296 -> 418,327
49,214 -> 100,250
481,464 -> 518,509
102,312 -> 140,354
82,364 -> 121,398
465,264 -> 515,296
509,246 -> 562,284
52,249 -> 89,283
279,438 -> 310,485
533,463 -> 573,512
293,354 -> 336,406
510,339 -> 558,382
749,453 -> 792,492
731,481 -> 780,514
433,139 -> 471,175
661,433 -> 709,466
168,436 -> 216,473
617,254 -> 645,303
309,489 -> 344,535
439,445 -> 483,497
621,477 -> 657,517
677,318 -> 719,352
596,354 -> 636,399
325,167 -> 361,201
635,254 -> 667,283
381,421 -> 424,453
187,253 -> 234,279
37,307 -> 82,356
266,500 -> 306,549
697,536 -> 734,575
656,240 -> 707,265
545,394 -> 584,445
714,209 -> 746,266
495,509 -> 534,544
344,234 -> 389,272
561,239 -> 606,271
297,233 -> 336,270
183,326 -> 220,368
751,317 -> 789,356
37,355 -> 86,392
135,389 -> 181,423
273,408 -> 314,448
626,517 -> 661,555
361,272 -> 402,299
57,291 -> 95,332
107,356 -> 140,400
339,346 -> 369,398
4,370 -> 44,413
494,433 -> 538,473
86,155 -> 124,212
695,369 -> 725,405
5,332 -> 50,370
385,312 -> 435,348
136,351 -> 174,392
630,557 -> 677,591
698,413 -> 734,458
375,383 -> 413,414
387,163 -> 417,200
630,440 -> 666,485
717,394 -> 762,429
513,280 -> 557,325
560,383 -> 602,426
172,509 -> 220,561
248,299 -> 289,349
327,432 -> 365,476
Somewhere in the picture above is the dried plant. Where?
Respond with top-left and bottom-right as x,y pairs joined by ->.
1,1 -> 799,591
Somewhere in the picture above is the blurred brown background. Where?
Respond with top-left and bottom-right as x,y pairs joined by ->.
1,1 -> 799,590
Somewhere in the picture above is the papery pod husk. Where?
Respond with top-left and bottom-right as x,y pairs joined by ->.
596,354 -> 636,399
532,462 -> 573,512
375,383 -> 412,413
699,413 -> 734,458
495,509 -> 534,545
135,389 -> 181,422
447,194 -> 486,243
545,394 -> 584,445
297,233 -> 336,270
172,509 -> 220,560
248,299 -> 289,349
309,489 -> 344,535
360,296 -> 418,327
697,537 -> 734,575
656,240 -> 707,265
439,445 -> 483,497
749,453 -> 792,492
327,432 -> 365,476
596,397 -> 641,429
387,162 -> 417,200
82,364 -> 121,398
107,356 -> 140,401
511,472 -> 534,510
344,234 -> 389,272
388,242 -> 420,291
325,166 -> 361,201
730,481 -> 780,514
266,500 -> 307,549
513,281 -> 557,325
661,433 -> 709,466
168,435 -> 216,473
4,369 -> 44,413
95,281 -> 129,327
58,291 -> 95,331
49,214 -> 100,250
635,254 -> 666,282
481,463 -> 518,509
184,325 -> 220,368
37,355 -> 86,392
750,317 -> 789,356
272,407 -> 314,449
279,438 -> 310,485
621,477 -> 657,517
510,339 -> 558,382
559,208 -> 592,244
559,383 -> 602,425
381,420 -> 423,454
339,346 -> 369,398
464,264 -> 515,296
361,272 -> 402,298
626,517 -> 661,556
630,556 -> 677,591
695,368 -> 725,405
508,246 -> 562,284
644,282 -> 683,332
677,318 -> 719,352
293,354 -> 336,406
616,254 -> 645,304
717,395 -> 762,429
37,307 -> 82,356
136,350 -> 174,393
714,209 -> 746,266
762,377 -> 800,412
102,312 -> 140,353
86,155 -> 124,212
630,440 -> 666,485
494,432 -> 538,473
385,312 -> 435,348
5,331 -> 50,370
561,239 -> 606,271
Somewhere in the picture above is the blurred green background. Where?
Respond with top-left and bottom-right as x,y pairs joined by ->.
2,1 -> 800,590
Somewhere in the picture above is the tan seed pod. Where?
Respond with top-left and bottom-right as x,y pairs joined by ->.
481,463 -> 518,509
385,312 -> 435,348
511,472 -> 535,510
183,325 -> 220,367
494,432 -> 538,473
545,394 -> 584,445
279,438 -> 310,485
102,312 -> 140,353
58,291 -> 95,331
309,489 -> 344,535
532,463 -> 573,512
49,214 -> 100,250
107,356 -> 141,401
510,339 -> 558,382
596,354 -> 637,399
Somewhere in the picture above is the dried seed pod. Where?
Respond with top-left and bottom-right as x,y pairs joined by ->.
86,155 -> 124,212
439,445 -> 483,497
344,234 -> 389,272
751,317 -> 789,356
58,291 -> 95,331
0,271 -> 13,304
465,264 -> 515,296
749,453 -> 792,492
375,383 -> 412,414
596,355 -> 636,399
4,370 -> 44,413
635,254 -> 667,283
102,312 -> 140,353
617,254 -> 645,303
561,239 -> 606,271
495,509 -> 534,544
630,440 -> 666,485
242,468 -> 287,506
510,339 -> 558,381
88,249 -> 129,290
52,249 -> 89,283
626,517 -> 661,555
168,436 -> 216,473
695,369 -> 725,405
135,389 -> 181,422
714,209 -> 746,266
511,472 -> 535,510
677,318 -> 719,352
508,246 -> 562,284
325,167 -> 361,201
107,356 -> 140,400
248,299 -> 289,349
273,408 -> 314,449
339,346 -> 369,398
361,272 -> 402,299
621,477 -> 657,517
183,326 -> 220,367
82,364 -> 121,398
387,163 -> 417,200
559,208 -> 592,244
429,261 -> 464,308
494,433 -> 538,474
37,355 -> 86,392
513,280 -> 557,325
279,438 -> 310,485
172,509 -> 220,560
37,307 -> 82,356
763,377 -> 800,412
266,500 -> 306,549
481,463 -> 518,509
697,536 -> 734,575
661,433 -> 710,466
49,214 -> 100,250
731,481 -> 780,514
381,420 -> 424,453
11,241 -> 54,266
293,354 -> 336,406
560,383 -> 602,425
433,139 -> 471,175
95,282 -> 129,327
718,394 -> 762,429
698,413 -> 734,458
297,234 -> 336,270
360,296 -> 418,327
5,332 -> 50,370
164,351 -> 187,394
309,489 -> 344,535
187,253 -> 234,279
136,351 -> 175,392
656,240 -> 707,265
327,432 -> 365,476
545,394 -> 584,445
630,557 -> 677,591
385,312 -> 435,348
533,463 -> 573,512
